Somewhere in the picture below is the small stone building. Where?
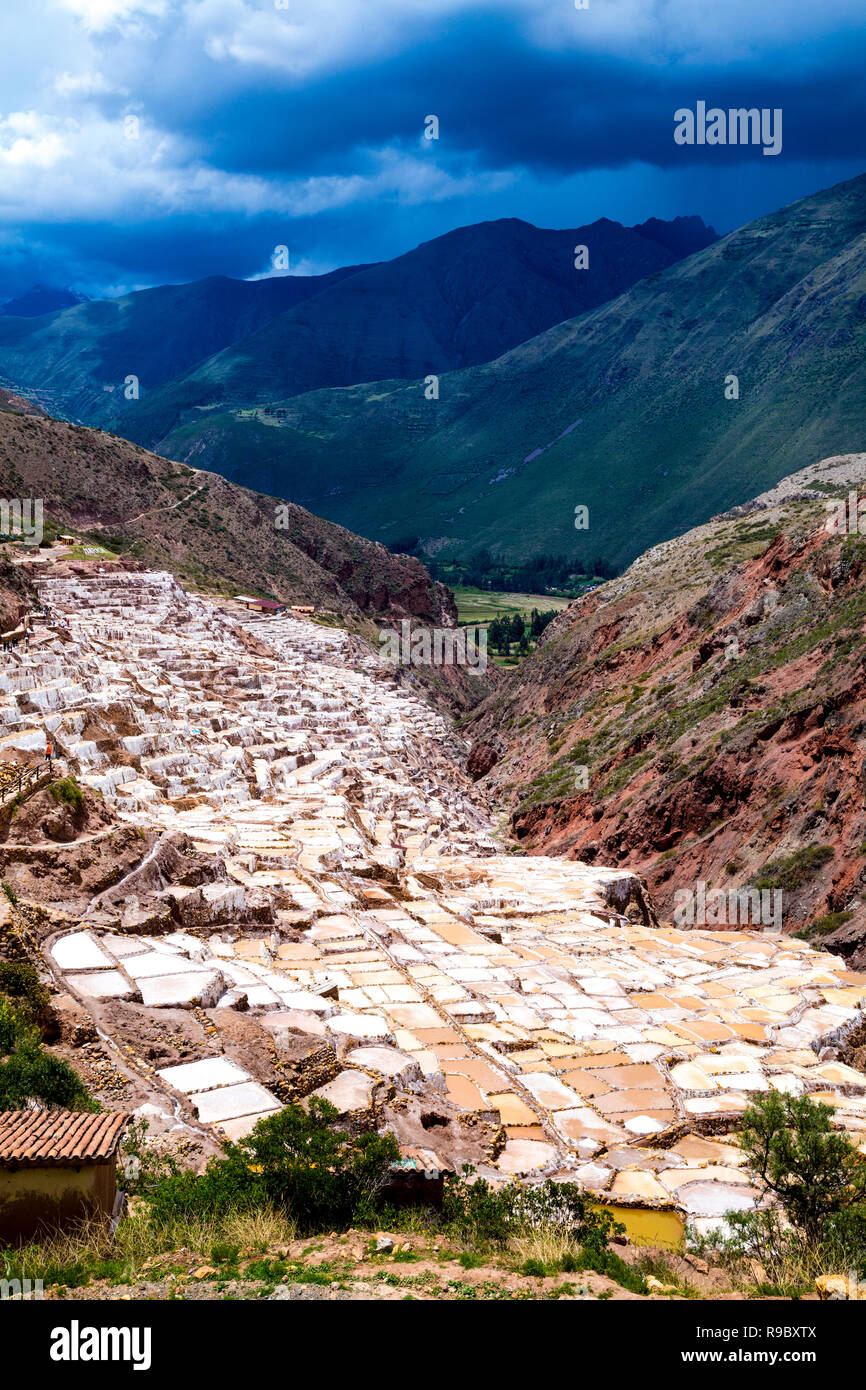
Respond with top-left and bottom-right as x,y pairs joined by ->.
0,1110 -> 128,1243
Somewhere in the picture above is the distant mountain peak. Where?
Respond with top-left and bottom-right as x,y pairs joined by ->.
632,214 -> 718,258
1,284 -> 90,317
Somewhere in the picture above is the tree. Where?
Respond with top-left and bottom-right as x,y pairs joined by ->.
488,618 -> 508,656
739,1091 -> 866,1245
0,1002 -> 95,1110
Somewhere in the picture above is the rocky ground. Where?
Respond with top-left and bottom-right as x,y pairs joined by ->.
41,1227 -> 740,1302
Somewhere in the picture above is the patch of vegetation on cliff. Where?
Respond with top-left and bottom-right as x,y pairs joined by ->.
48,776 -> 85,814
794,910 -> 854,942
751,845 -> 834,893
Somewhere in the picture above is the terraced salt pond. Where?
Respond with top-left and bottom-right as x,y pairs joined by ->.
4,571 -> 864,1241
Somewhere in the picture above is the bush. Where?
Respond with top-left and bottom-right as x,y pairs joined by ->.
0,993 -> 94,1110
48,777 -> 85,814
0,1035 -> 95,1110
794,910 -> 853,942
144,1099 -> 400,1234
0,959 -> 50,1026
739,1091 -> 866,1246
441,1172 -> 618,1254
118,1118 -> 181,1196
752,845 -> 834,893
0,999 -> 28,1055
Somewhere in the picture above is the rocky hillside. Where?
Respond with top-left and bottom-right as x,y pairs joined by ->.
0,396 -> 455,628
0,551 -> 37,634
466,453 -> 866,965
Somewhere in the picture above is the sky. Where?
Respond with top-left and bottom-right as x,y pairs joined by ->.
0,0 -> 864,298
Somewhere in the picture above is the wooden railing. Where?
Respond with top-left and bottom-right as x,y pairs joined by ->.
0,759 -> 51,808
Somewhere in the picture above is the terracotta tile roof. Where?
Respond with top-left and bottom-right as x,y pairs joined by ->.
0,1110 -> 129,1166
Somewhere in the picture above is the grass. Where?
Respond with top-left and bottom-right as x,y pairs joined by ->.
1,1181 -> 656,1301
752,844 -> 834,893
689,1212 -> 862,1300
452,587 -> 569,625
3,1205 -> 299,1289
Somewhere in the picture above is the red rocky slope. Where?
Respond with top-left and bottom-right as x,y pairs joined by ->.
468,454 -> 866,965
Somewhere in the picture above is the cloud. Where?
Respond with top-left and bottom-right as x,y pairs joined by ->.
0,113 -> 68,170
0,0 -> 861,296
56,0 -> 167,35
0,99 -> 509,226
54,69 -> 121,98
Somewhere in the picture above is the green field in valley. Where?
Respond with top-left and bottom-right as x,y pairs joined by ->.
453,587 -> 570,625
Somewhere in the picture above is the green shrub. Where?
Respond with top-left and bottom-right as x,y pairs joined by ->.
119,1118 -> 181,1196
210,1242 -> 240,1268
0,999 -> 30,1055
144,1099 -> 399,1234
752,845 -> 834,893
0,959 -> 50,1026
0,1035 -> 95,1110
441,1172 -> 618,1253
48,777 -> 85,813
739,1091 -> 866,1246
0,979 -> 93,1109
794,910 -> 854,942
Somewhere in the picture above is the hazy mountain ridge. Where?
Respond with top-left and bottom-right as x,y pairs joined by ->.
0,265 -> 370,428
0,285 -> 89,317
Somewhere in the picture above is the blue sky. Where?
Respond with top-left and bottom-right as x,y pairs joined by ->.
1,0 -> 864,297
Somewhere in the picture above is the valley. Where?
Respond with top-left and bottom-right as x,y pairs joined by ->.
2,0 -> 863,1331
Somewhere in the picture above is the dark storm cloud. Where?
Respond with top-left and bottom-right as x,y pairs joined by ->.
0,1 -> 864,296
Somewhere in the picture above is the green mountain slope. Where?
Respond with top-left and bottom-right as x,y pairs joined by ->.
154,174 -> 866,567
0,267 -> 367,427
116,216 -> 712,446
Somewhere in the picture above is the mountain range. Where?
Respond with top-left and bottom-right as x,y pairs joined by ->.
0,177 -> 864,574
145,174 -> 866,568
0,214 -> 715,447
